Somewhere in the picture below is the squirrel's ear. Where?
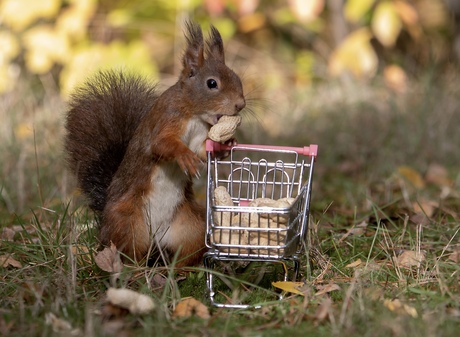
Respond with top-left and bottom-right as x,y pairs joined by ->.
206,25 -> 225,63
182,21 -> 204,77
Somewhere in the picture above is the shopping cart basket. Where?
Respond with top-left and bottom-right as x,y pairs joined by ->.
204,139 -> 318,308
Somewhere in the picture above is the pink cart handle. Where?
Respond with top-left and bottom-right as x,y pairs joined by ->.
206,139 -> 318,158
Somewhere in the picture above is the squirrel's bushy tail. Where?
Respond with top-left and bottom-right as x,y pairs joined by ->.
65,71 -> 157,212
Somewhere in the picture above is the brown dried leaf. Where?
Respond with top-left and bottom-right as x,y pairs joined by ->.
425,163 -> 453,187
313,297 -> 332,324
0,255 -> 22,268
394,250 -> 425,268
409,212 -> 431,226
315,283 -> 340,296
172,297 -> 210,320
71,244 -> 92,265
1,227 -> 16,241
448,248 -> 460,263
95,242 -> 123,273
339,221 -> 368,241
412,200 -> 436,218
44,312 -> 79,334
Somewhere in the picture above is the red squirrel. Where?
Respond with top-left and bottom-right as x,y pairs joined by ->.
65,21 -> 245,266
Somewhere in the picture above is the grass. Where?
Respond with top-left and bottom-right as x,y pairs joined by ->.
1,72 -> 460,336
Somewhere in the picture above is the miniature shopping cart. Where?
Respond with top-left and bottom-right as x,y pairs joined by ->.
204,139 -> 318,308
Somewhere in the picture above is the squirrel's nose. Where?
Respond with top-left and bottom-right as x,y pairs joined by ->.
235,98 -> 246,113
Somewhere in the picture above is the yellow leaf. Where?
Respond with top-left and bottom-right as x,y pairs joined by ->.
172,297 -> 210,319
371,2 -> 402,47
328,28 -> 378,78
397,166 -> 425,189
383,299 -> 418,318
346,258 -> 362,268
272,281 -> 305,295
345,0 -> 376,23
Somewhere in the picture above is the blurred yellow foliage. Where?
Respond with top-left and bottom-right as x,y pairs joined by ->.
56,3 -> 96,40
328,28 -> 378,78
345,0 -> 375,23
0,0 -> 61,31
60,40 -> 158,97
288,0 -> 324,22
23,25 -> 71,73
14,123 -> 34,141
0,30 -> 19,60
372,1 -> 402,47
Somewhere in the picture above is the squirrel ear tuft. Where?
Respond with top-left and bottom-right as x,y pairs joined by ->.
206,25 -> 225,63
182,21 -> 205,77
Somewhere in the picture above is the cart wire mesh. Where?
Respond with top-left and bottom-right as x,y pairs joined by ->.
204,140 -> 318,308
205,141 -> 317,260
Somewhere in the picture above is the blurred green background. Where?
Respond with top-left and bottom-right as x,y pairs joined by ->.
0,0 -> 459,217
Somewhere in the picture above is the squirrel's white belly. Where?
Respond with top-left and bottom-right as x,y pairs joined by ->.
143,162 -> 187,247
144,116 -> 208,248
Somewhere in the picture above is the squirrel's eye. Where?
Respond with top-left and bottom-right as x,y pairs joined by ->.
206,79 -> 218,89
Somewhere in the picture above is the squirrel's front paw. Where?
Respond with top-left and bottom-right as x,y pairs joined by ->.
213,138 -> 236,160
177,151 -> 203,178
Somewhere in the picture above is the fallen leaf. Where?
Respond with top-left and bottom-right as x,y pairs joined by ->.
383,298 -> 418,318
412,200 -> 436,217
345,258 -> 362,268
71,244 -> 92,265
313,297 -> 332,324
95,242 -> 123,273
0,255 -> 22,268
173,297 -> 210,319
315,283 -> 340,296
409,212 -> 431,226
272,281 -> 305,295
340,221 -> 368,241
425,163 -> 452,187
394,250 -> 425,268
398,166 -> 425,189
448,248 -> 460,263
150,273 -> 167,290
106,288 -> 155,315
45,312 -> 80,335
1,227 -> 16,241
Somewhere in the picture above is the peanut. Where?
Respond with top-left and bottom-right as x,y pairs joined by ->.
208,115 -> 242,142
